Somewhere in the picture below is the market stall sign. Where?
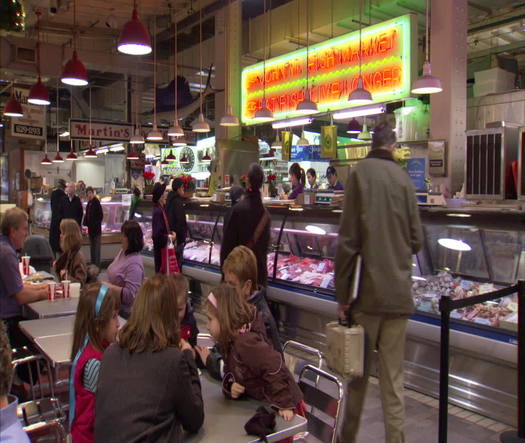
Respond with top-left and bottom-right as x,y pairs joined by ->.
70,119 -> 197,144
10,88 -> 45,139
241,14 -> 416,124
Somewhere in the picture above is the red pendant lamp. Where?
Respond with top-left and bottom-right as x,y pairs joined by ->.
118,1 -> 152,55
41,146 -> 52,165
61,0 -> 88,86
28,12 -> 50,106
166,149 -> 176,161
3,88 -> 24,117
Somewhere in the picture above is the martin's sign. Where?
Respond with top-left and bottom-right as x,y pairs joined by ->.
10,88 -> 46,139
241,14 -> 416,124
70,119 -> 197,144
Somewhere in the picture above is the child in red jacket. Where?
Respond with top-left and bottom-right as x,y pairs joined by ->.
204,284 -> 304,424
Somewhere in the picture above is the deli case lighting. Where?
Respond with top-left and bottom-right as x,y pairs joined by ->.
438,238 -> 472,252
305,225 -> 327,235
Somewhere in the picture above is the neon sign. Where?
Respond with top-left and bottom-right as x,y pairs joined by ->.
241,14 -> 416,124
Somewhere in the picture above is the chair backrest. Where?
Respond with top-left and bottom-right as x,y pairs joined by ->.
11,347 -> 55,400
283,340 -> 323,383
298,364 -> 344,443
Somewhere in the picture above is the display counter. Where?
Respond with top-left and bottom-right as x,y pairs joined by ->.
32,194 -> 131,263
133,199 -> 519,426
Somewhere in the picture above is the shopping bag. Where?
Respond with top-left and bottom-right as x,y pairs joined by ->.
160,239 -> 180,274
325,321 -> 364,378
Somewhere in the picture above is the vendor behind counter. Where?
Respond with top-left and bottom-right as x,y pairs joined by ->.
326,166 -> 344,191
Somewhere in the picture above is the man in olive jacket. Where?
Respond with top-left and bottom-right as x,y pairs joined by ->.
335,122 -> 423,443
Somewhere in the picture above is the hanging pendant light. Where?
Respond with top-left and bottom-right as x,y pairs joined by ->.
348,1 -> 373,105
296,0 -> 318,114
53,81 -> 67,162
168,22 -> 187,136
172,136 -> 187,147
127,149 -> 140,160
297,129 -> 309,147
84,146 -> 98,158
253,0 -> 273,122
220,1 -> 240,127
52,151 -> 64,163
411,0 -> 442,94
130,78 -> 144,143
130,128 -> 145,144
3,88 -> 24,117
118,1 -> 152,55
358,120 -> 372,140
148,17 -> 164,141
66,148 -> 78,160
346,118 -> 362,134
180,152 -> 189,164
41,144 -> 52,165
201,150 -> 211,162
193,4 -> 211,133
271,131 -> 282,150
61,51 -> 88,86
166,149 -> 176,161
28,12 -> 50,106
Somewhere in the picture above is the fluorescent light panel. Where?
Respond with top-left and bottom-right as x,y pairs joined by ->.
272,117 -> 312,129
333,105 -> 385,120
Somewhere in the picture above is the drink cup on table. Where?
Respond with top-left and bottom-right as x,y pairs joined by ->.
62,280 -> 71,298
21,256 -> 30,276
47,281 -> 57,301
70,282 -> 81,298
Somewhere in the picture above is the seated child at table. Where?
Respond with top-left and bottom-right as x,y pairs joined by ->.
69,283 -> 120,443
204,284 -> 304,424
55,219 -> 87,285
172,273 -> 199,347
94,274 -> 204,443
196,246 -> 281,378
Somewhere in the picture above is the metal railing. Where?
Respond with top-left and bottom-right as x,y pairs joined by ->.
438,280 -> 524,443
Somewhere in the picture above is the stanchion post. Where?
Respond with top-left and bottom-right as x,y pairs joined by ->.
439,294 -> 452,443
500,280 -> 525,443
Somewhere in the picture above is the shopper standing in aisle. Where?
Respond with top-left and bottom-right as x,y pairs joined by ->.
335,122 -> 423,443
49,179 -> 67,255
220,163 -> 270,287
83,187 -> 104,267
166,177 -> 188,268
151,182 -> 173,273
61,182 -> 83,227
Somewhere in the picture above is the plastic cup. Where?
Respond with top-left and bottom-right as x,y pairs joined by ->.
21,256 -> 30,276
62,280 -> 71,299
47,281 -> 57,301
70,282 -> 81,298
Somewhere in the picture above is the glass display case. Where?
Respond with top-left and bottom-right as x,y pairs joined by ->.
32,194 -> 132,235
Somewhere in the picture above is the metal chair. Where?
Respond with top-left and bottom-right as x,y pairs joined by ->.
283,340 -> 323,383
298,364 -> 344,443
11,346 -> 55,400
18,397 -> 67,442
22,235 -> 54,273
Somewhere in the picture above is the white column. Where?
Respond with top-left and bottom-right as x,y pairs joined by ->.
429,0 -> 468,195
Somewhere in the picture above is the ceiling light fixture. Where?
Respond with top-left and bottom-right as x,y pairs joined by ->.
180,152 -> 189,164
41,142 -> 52,165
193,4 -> 211,133
118,1 -> 152,55
297,129 -> 309,146
166,149 -> 176,161
253,0 -> 274,122
61,0 -> 88,87
127,149 -> 140,160
348,0 -> 373,105
172,137 -> 187,147
411,0 -> 442,94
201,150 -> 212,162
272,117 -> 312,129
28,12 -> 50,106
220,0 -> 240,127
295,0 -> 318,115
130,78 -> 144,144
3,85 -> 24,117
357,120 -> 372,140
85,87 -> 97,158
333,104 -> 385,120
346,118 -> 362,134
271,131 -> 282,149
168,22 -> 186,137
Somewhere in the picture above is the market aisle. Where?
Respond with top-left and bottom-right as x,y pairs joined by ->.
357,378 -> 507,442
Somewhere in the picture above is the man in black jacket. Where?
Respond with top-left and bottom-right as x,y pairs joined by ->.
60,182 -> 83,227
166,177 -> 188,267
83,186 -> 104,266
49,179 -> 66,255
220,163 -> 270,287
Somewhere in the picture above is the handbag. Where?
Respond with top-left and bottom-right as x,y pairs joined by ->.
160,204 -> 180,274
160,238 -> 180,274
326,253 -> 364,377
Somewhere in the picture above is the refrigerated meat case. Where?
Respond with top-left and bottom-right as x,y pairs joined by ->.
134,200 -> 519,426
32,194 -> 131,262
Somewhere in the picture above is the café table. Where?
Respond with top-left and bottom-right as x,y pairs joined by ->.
24,298 -> 79,319
185,372 -> 307,443
19,316 -> 75,339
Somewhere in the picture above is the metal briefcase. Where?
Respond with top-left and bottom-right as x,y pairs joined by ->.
325,322 -> 364,378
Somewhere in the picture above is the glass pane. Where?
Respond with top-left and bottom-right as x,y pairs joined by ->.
483,230 -> 521,284
275,214 -> 337,291
33,198 -> 51,229
184,210 -> 217,265
424,225 -> 489,280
